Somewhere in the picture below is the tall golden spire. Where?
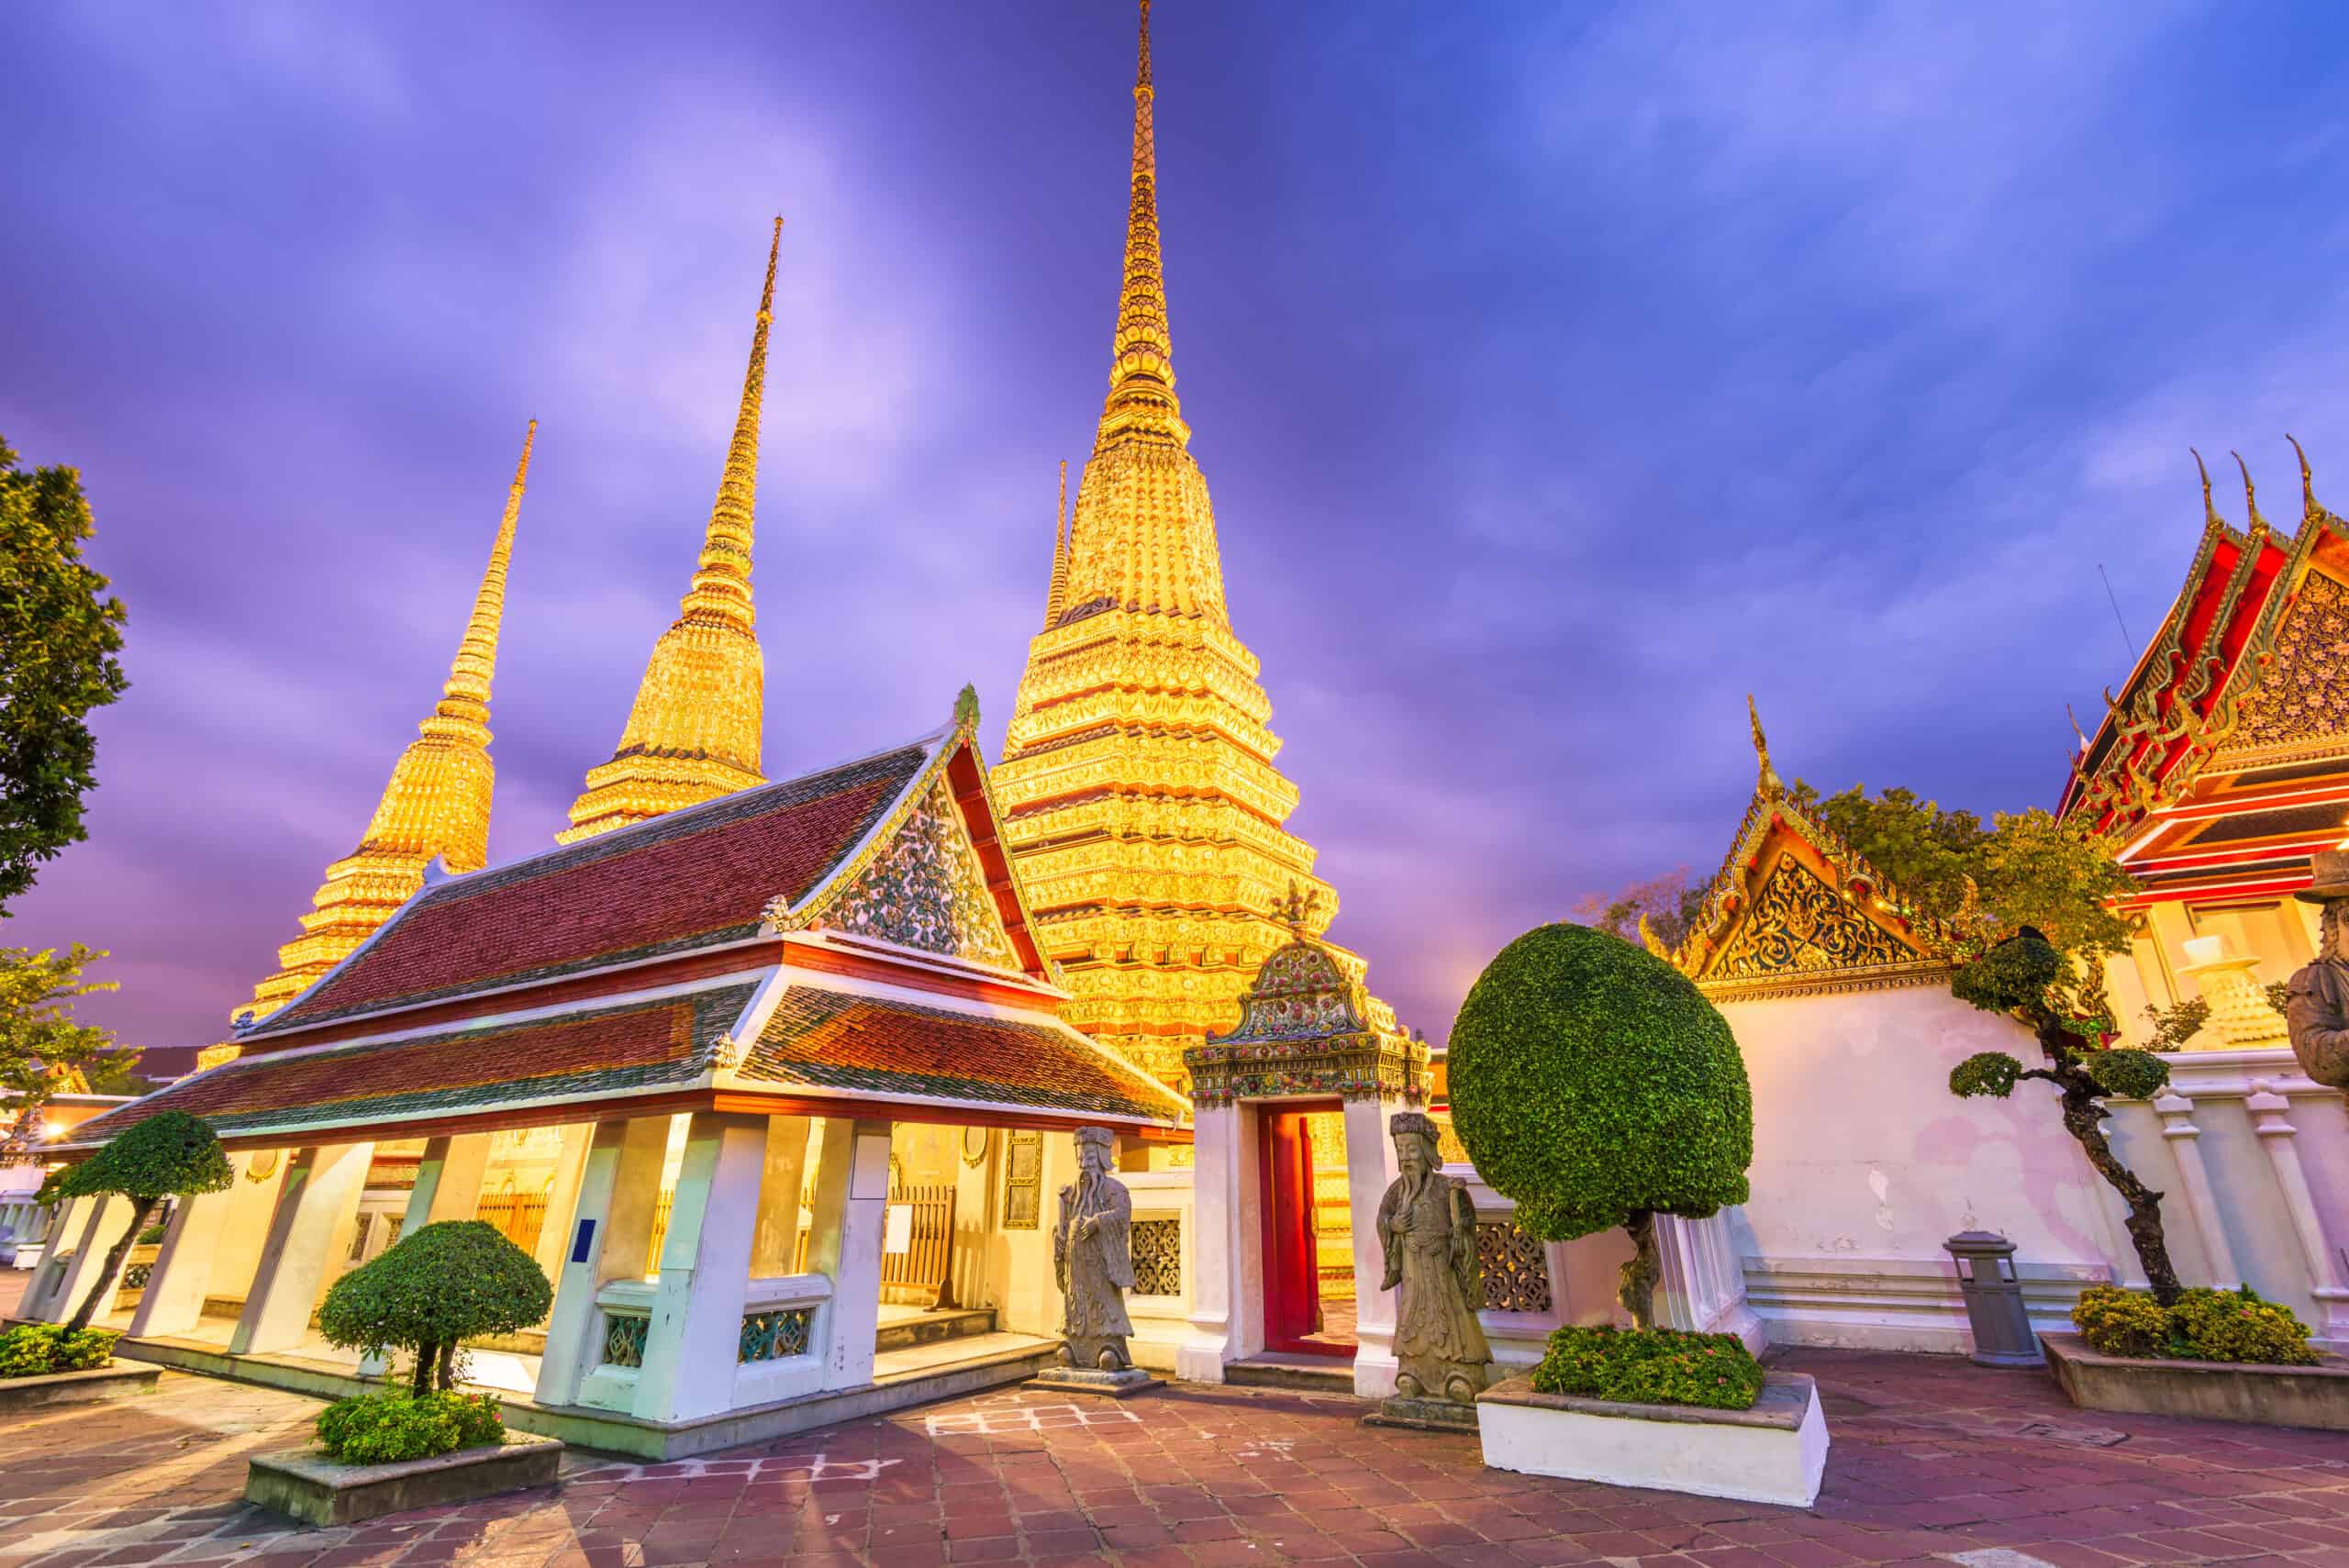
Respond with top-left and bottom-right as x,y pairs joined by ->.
1098,0 -> 1185,447
561,218 -> 780,843
1043,459 -> 1070,629
992,2 -> 1377,1089
224,421 -> 535,1037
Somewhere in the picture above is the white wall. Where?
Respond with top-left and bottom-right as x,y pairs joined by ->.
1721,984 -> 2118,1351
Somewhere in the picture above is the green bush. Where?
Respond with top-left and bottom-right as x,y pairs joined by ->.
2072,1284 -> 2318,1365
2170,1286 -> 2319,1365
1530,1324 -> 1765,1411
2072,1284 -> 2168,1359
0,1325 -> 119,1378
318,1220 -> 553,1395
135,1225 -> 168,1245
315,1392 -> 505,1465
1448,923 -> 1752,1242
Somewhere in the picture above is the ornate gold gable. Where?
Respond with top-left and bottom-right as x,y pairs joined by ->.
1647,700 -> 1951,1002
796,776 -> 1024,972
1184,903 -> 1427,1106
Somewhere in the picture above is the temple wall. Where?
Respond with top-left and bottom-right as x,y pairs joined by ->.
1719,984 -> 2117,1352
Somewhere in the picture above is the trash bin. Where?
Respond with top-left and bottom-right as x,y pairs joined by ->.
1945,1230 -> 2042,1366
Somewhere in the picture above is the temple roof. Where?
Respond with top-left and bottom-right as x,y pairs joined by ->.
1647,699 -> 1951,1002
738,982 -> 1185,1124
2061,442 -> 2349,841
65,985 -> 749,1150
250,736 -> 941,1033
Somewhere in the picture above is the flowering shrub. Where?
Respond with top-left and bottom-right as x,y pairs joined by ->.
1530,1324 -> 1765,1411
315,1392 -> 505,1464
2073,1284 -> 2317,1365
0,1325 -> 119,1377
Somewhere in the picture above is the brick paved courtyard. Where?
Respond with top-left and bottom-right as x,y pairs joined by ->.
3,1351 -> 2347,1568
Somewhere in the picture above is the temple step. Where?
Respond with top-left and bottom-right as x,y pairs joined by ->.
874,1307 -> 997,1352
1224,1354 -> 1355,1394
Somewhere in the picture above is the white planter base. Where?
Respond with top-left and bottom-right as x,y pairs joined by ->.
1476,1372 -> 1829,1507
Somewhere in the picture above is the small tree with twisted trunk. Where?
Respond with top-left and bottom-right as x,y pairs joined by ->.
1447,922 -> 1753,1329
319,1220 -> 552,1395
42,1110 -> 232,1331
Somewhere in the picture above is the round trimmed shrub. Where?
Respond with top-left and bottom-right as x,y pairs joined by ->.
1450,923 -> 1753,1240
46,1110 -> 233,1332
318,1220 -> 552,1395
1448,923 -> 1753,1326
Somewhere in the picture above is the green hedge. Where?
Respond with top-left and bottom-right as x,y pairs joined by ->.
2073,1284 -> 2317,1365
1530,1324 -> 1765,1410
1448,922 -> 1752,1240
0,1325 -> 119,1378
316,1392 -> 505,1465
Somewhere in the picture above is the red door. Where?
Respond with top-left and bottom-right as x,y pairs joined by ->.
1260,1105 -> 1347,1357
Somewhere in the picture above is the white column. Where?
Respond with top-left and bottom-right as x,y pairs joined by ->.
1177,1102 -> 1245,1382
230,1142 -> 373,1356
49,1196 -> 137,1326
530,1125 -> 597,1288
21,1195 -> 85,1319
2154,1091 -> 2240,1287
1342,1095 -> 1405,1400
2246,1083 -> 2349,1347
806,1117 -> 892,1391
749,1116 -> 813,1278
630,1112 -> 769,1422
1653,1211 -> 1765,1349
128,1158 -> 249,1339
535,1117 -> 671,1408
399,1134 -> 494,1240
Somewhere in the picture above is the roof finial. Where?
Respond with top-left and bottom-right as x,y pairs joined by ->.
438,417 -> 533,717
1097,0 -> 1184,445
1043,458 -> 1070,630
2288,433 -> 2318,521
1748,694 -> 1782,795
2232,450 -> 2267,535
2191,448 -> 2221,529
1274,879 -> 1320,936
2065,701 -> 2089,752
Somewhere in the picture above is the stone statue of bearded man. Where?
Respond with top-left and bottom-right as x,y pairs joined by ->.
1376,1111 -> 1492,1407
2285,849 -> 2349,1091
1054,1126 -> 1137,1372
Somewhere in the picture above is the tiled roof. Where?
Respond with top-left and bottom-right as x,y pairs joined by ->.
260,742 -> 933,1030
67,985 -> 751,1148
736,986 -> 1185,1124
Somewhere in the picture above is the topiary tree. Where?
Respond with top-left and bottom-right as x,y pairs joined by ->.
319,1219 -> 552,1395
45,1110 -> 232,1331
1448,922 -> 1753,1329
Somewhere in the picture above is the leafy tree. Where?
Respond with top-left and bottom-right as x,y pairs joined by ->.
1572,868 -> 1709,951
0,439 -> 128,915
42,1110 -> 231,1330
319,1220 -> 553,1395
1810,781 -> 2188,1304
1448,922 -> 1753,1329
79,1054 -> 161,1098
1,945 -> 121,1151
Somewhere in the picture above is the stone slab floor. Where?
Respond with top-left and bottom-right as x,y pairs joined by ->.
3,1351 -> 2347,1568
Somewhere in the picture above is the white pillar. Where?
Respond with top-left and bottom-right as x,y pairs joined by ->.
2246,1083 -> 2349,1347
535,1117 -> 671,1408
2154,1091 -> 2240,1288
806,1117 -> 892,1391
48,1196 -> 137,1326
1177,1102 -> 1252,1382
400,1134 -> 494,1240
530,1125 -> 597,1289
21,1195 -> 85,1319
630,1112 -> 769,1423
1342,1096 -> 1406,1398
230,1142 -> 373,1356
1653,1210 -> 1765,1349
750,1117 -> 813,1278
128,1157 -> 249,1340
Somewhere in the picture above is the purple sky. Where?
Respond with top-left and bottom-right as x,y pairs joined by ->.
6,2 -> 2349,1064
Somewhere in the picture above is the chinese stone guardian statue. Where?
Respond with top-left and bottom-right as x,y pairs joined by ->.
1053,1125 -> 1141,1378
1372,1110 -> 1492,1427
2286,849 -> 2349,1091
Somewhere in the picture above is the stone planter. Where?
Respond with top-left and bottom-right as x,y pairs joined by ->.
1477,1372 -> 1829,1507
245,1432 -> 563,1526
0,1362 -> 161,1412
2043,1333 -> 2349,1431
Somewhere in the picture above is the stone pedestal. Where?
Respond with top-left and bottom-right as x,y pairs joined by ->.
1027,1364 -> 1163,1399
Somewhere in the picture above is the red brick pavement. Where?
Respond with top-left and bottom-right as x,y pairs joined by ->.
2,1349 -> 2346,1568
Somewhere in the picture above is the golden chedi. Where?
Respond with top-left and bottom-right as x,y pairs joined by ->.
561,218 -> 781,841
994,2 -> 1386,1086
205,421 -> 537,1064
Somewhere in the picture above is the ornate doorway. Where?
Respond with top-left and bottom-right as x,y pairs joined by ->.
1259,1102 -> 1355,1358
